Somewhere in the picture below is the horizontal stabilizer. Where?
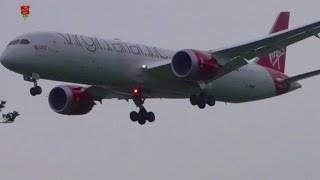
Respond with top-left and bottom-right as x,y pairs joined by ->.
282,69 -> 320,84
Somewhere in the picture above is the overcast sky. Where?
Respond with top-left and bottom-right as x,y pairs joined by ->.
1,0 -> 320,180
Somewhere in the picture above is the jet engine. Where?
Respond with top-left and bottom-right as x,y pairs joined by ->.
48,85 -> 95,115
171,49 -> 220,81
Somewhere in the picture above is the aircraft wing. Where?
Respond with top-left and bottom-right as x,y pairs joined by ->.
210,20 -> 320,62
207,20 -> 320,80
144,20 -> 320,81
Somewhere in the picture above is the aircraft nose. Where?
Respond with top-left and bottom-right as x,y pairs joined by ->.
0,49 -> 13,69
0,47 -> 23,72
1,54 -> 9,67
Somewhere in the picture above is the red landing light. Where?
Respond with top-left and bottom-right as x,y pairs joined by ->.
132,88 -> 141,97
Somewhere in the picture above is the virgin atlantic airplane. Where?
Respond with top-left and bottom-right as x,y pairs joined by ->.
1,12 -> 320,125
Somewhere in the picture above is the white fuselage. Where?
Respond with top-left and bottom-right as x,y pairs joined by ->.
0,32 -> 301,103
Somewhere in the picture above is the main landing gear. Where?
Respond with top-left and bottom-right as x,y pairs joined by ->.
189,92 -> 216,109
130,96 -> 155,125
23,74 -> 42,96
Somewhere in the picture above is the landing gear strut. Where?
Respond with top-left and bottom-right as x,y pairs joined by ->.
23,74 -> 42,96
130,96 -> 155,125
190,92 -> 215,109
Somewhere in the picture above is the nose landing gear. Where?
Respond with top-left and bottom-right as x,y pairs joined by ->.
23,74 -> 42,96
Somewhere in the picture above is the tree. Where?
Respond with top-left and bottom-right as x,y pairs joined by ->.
0,101 -> 19,123
2,111 -> 20,123
0,101 -> 6,111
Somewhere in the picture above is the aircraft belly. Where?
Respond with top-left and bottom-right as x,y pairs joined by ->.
204,65 -> 277,103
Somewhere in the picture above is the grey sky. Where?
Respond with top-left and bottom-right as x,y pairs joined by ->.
1,0 -> 320,179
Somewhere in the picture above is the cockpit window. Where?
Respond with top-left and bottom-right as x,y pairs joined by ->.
20,39 -> 30,44
7,39 -> 20,46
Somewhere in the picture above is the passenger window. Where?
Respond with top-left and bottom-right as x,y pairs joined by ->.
7,39 -> 20,46
20,39 -> 30,44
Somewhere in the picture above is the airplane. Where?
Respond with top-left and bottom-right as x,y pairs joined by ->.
1,12 -> 320,125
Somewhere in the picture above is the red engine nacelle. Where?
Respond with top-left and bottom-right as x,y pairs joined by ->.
171,49 -> 220,81
48,85 -> 96,115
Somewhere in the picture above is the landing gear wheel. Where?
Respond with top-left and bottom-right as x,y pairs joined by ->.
35,86 -> 42,95
30,87 -> 37,96
190,92 -> 216,109
30,86 -> 42,96
138,109 -> 147,120
147,112 -> 155,122
198,99 -> 206,109
138,118 -> 146,125
190,95 -> 199,106
207,96 -> 216,106
130,111 -> 138,122
136,109 -> 147,125
131,95 -> 156,125
130,109 -> 156,125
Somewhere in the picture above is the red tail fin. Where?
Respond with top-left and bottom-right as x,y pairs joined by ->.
256,12 -> 290,73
